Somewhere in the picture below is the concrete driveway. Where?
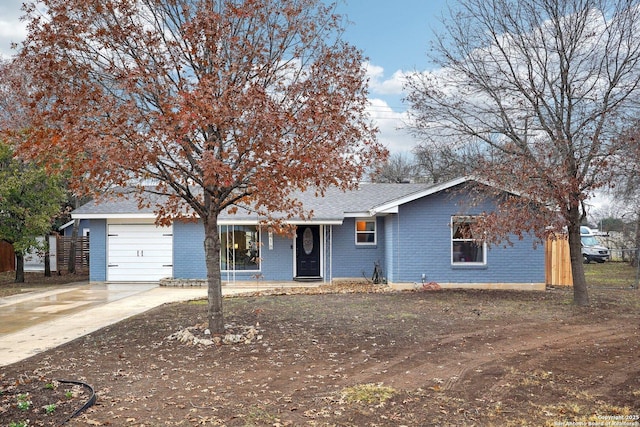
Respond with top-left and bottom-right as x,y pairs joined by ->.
0,281 -> 314,367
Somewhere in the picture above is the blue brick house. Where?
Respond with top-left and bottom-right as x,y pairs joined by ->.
72,177 -> 545,290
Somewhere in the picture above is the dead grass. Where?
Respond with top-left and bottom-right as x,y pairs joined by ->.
2,283 -> 639,426
340,383 -> 397,405
1,263 -> 639,426
585,261 -> 638,288
0,270 -> 88,298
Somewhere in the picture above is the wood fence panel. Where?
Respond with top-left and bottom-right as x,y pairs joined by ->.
545,237 -> 573,286
56,236 -> 90,272
0,241 -> 15,273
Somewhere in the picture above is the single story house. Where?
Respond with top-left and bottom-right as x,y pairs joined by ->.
59,219 -> 91,238
71,177 -> 546,290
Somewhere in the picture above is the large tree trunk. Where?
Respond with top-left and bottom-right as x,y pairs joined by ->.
568,208 -> 589,306
203,213 -> 225,334
14,252 -> 25,283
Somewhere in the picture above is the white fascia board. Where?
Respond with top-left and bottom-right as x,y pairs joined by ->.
343,211 -> 375,218
208,219 -> 344,225
71,214 -> 257,224
58,220 -> 75,231
286,219 -> 344,225
71,213 -> 158,220
368,176 -> 470,216
72,213 -> 343,225
218,219 -> 345,225
343,211 -> 397,217
373,206 -> 398,215
217,219 -> 258,225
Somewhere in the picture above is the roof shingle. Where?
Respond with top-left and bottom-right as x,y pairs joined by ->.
72,180 -> 467,222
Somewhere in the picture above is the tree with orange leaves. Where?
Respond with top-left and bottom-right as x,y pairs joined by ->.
14,0 -> 385,333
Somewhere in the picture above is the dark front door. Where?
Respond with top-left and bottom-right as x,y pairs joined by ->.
296,225 -> 321,278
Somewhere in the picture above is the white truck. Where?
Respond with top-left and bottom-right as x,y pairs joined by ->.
580,226 -> 610,263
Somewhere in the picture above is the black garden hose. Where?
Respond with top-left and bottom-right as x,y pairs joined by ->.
56,379 -> 97,425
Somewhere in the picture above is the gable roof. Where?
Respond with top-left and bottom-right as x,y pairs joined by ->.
71,176 -> 474,224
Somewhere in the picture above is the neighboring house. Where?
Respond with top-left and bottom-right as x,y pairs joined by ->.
71,177 -> 545,290
59,220 -> 91,238
22,236 -> 58,272
0,222 -> 90,273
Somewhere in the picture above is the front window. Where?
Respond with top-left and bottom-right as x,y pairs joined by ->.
355,218 -> 376,245
221,225 -> 260,271
451,216 -> 486,264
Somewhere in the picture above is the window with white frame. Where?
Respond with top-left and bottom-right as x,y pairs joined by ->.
220,225 -> 260,271
451,216 -> 486,264
355,218 -> 376,245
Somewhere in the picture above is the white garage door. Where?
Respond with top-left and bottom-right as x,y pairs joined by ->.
107,224 -> 173,282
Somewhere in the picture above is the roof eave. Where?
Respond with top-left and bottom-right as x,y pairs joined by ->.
72,212 -> 344,226
72,213 -> 158,220
58,220 -> 75,231
369,176 -> 470,215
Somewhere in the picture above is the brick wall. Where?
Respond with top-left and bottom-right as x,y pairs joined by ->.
173,221 -> 206,279
330,217 -> 386,280
389,190 -> 545,285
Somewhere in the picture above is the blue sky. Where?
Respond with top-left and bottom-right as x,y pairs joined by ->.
335,0 -> 450,153
337,0 -> 446,75
0,0 -> 452,154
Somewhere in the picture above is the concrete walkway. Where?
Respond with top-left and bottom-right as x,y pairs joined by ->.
0,281 -> 314,367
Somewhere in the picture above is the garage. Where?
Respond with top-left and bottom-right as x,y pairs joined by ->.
107,224 -> 173,282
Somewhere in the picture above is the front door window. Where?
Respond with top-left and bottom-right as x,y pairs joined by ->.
296,225 -> 321,277
303,227 -> 314,254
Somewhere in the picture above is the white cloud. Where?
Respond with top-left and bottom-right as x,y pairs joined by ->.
363,63 -> 420,154
365,62 -> 407,95
0,20 -> 27,52
367,98 -> 420,155
0,0 -> 27,59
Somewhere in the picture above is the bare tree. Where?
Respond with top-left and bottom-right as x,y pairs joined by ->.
371,152 -> 417,183
412,141 -> 483,184
405,0 -> 640,305
609,127 -> 640,264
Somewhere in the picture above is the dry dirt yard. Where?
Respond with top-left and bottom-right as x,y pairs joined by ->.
1,280 -> 640,426
0,270 -> 89,298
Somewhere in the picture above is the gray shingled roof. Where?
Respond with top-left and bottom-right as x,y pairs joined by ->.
72,190 -> 168,216
72,180 -> 466,222
291,183 -> 437,218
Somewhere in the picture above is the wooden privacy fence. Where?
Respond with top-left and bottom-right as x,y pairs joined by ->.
546,236 -> 573,287
0,236 -> 88,273
56,236 -> 90,271
0,241 -> 15,273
